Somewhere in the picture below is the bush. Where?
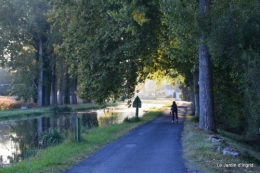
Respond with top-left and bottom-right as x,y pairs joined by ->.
41,128 -> 64,147
0,96 -> 35,110
0,96 -> 17,110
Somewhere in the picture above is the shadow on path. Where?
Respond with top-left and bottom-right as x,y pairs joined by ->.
63,101 -> 204,173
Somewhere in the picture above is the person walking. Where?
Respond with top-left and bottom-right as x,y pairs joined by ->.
171,101 -> 178,123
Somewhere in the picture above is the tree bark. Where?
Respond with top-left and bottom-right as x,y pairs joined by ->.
64,67 -> 70,104
58,116 -> 63,132
193,71 -> 199,117
59,80 -> 64,105
37,117 -> 43,148
70,77 -> 77,104
50,117 -> 56,129
51,58 -> 57,105
43,84 -> 50,106
189,79 -> 195,115
199,0 -> 216,131
37,38 -> 43,107
37,117 -> 43,137
58,59 -> 64,105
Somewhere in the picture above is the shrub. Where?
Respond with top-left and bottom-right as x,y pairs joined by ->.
41,128 -> 64,147
0,96 -> 35,110
0,96 -> 20,110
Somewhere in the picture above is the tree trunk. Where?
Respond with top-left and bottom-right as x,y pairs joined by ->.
37,38 -> 43,107
43,84 -> 50,106
51,58 -> 57,105
37,117 -> 43,137
199,0 -> 216,131
193,71 -> 199,117
59,80 -> 64,105
58,59 -> 64,105
189,79 -> 195,115
70,77 -> 77,104
199,44 -> 216,131
58,116 -> 63,132
64,68 -> 70,104
37,117 -> 43,148
50,117 -> 56,129
43,117 -> 49,131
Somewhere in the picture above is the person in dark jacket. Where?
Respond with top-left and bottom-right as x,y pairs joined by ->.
170,101 -> 178,123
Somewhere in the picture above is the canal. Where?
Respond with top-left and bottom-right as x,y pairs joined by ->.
0,101 -> 168,166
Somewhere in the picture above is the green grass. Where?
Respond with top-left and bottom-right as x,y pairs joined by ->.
0,108 -> 163,173
0,100 -> 169,120
0,103 -> 122,119
0,108 -> 49,119
183,115 -> 260,173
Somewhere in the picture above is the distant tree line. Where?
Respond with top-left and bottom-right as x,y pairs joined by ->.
0,0 -> 77,105
1,0 -> 260,139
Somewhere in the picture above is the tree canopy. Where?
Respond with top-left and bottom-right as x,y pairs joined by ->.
1,0 -> 260,138
49,0 -> 164,105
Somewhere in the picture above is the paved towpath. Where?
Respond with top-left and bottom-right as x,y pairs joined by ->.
63,102 -> 194,173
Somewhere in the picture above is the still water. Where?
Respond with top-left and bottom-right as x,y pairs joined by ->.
0,103 -> 166,165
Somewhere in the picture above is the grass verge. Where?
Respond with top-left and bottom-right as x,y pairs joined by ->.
183,115 -> 260,173
0,108 -> 164,173
0,103 -> 120,119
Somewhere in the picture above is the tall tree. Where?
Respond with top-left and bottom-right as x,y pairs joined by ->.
160,0 -> 215,130
208,0 -> 260,138
50,0 -> 163,105
198,0 -> 216,131
37,38 -> 43,106
51,56 -> 57,105
159,0 -> 200,116
0,0 -> 54,106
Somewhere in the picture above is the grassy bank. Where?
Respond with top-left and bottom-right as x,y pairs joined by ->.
0,108 -> 164,173
0,99 -> 170,119
183,115 -> 260,173
0,103 -> 120,119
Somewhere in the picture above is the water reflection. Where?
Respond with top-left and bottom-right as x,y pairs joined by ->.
99,112 -> 119,127
81,112 -> 99,129
0,109 -> 138,166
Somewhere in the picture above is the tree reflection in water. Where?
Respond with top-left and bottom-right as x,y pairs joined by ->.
82,112 -> 99,129
98,112 -> 119,127
0,110 -> 128,165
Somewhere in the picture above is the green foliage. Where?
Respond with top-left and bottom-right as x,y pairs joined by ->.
207,0 -> 260,139
158,0 -> 260,136
155,0 -> 200,97
1,0 -> 259,141
0,0 -> 54,104
41,128 -> 64,147
241,53 -> 260,139
49,0 -> 164,105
